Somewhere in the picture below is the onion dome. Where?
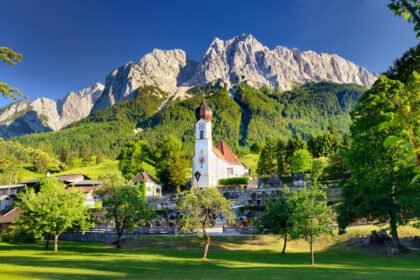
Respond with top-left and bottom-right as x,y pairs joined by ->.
195,100 -> 213,122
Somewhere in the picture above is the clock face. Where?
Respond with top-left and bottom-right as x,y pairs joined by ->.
198,123 -> 205,129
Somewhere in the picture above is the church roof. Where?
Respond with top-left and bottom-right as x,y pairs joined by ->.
195,100 -> 213,122
212,140 -> 245,166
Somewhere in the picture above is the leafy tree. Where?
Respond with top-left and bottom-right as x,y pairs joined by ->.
338,75 -> 419,250
95,172 -> 127,198
0,47 -> 27,100
165,156 -> 188,193
117,141 -> 147,180
15,177 -> 91,252
385,44 -> 420,83
103,184 -> 154,248
289,184 -> 334,265
276,139 -> 286,176
388,0 -> 420,38
311,157 -> 329,183
256,138 -> 276,176
95,150 -> 104,164
256,187 -> 293,254
80,145 -> 92,166
59,139 -> 73,168
178,188 -> 232,259
291,149 -> 312,174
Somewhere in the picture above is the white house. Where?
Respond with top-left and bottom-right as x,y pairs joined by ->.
192,101 -> 249,189
132,172 -> 162,197
0,184 -> 25,213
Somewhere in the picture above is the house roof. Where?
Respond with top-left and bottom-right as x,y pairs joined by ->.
132,172 -> 161,185
72,180 -> 102,186
212,140 -> 245,166
0,184 -> 25,190
0,208 -> 20,224
22,174 -> 91,185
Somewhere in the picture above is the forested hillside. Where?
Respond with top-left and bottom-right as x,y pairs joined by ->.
17,82 -> 366,158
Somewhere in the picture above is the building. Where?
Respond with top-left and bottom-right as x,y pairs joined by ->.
23,174 -> 102,208
192,101 -> 248,189
132,172 -> 162,197
0,208 -> 20,232
0,184 -> 25,213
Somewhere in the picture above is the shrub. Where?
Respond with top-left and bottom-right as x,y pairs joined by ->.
218,177 -> 249,186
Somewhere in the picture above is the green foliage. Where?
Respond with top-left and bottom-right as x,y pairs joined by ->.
178,188 -> 233,258
307,125 -> 339,157
218,177 -> 249,186
15,177 -> 92,252
0,46 -> 26,100
291,149 -> 312,174
256,138 -> 277,176
384,44 -> 420,83
117,141 -> 148,180
95,172 -> 128,198
388,0 -> 420,38
256,187 -> 293,254
288,184 -> 334,265
276,139 -> 286,176
103,184 -> 154,248
338,75 -> 419,249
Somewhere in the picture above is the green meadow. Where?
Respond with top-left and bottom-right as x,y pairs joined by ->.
1,226 -> 419,280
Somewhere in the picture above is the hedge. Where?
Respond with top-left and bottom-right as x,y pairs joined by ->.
218,177 -> 249,186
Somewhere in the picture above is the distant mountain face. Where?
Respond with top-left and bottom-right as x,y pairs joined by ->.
0,83 -> 104,138
0,34 -> 377,138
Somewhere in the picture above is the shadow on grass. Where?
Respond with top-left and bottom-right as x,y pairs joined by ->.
0,240 -> 419,280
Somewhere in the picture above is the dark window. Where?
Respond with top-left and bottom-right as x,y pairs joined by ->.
200,130 -> 204,139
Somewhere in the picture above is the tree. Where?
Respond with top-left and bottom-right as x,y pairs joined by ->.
158,156 -> 187,193
15,177 -> 91,252
285,136 -> 307,172
289,184 -> 334,265
256,138 -> 276,176
291,149 -> 312,174
117,141 -> 147,180
95,172 -> 127,198
256,187 -> 293,254
60,140 -> 73,168
178,188 -> 233,259
338,75 -> 419,250
276,139 -> 286,176
80,145 -> 92,166
0,47 -> 26,100
388,0 -> 420,38
95,150 -> 104,164
103,184 -> 154,248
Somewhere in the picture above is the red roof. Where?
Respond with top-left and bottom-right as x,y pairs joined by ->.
212,140 -> 244,166
0,208 -> 20,224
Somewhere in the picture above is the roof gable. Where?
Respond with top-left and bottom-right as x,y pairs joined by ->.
213,140 -> 244,166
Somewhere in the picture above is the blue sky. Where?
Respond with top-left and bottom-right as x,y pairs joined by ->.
0,0 -> 418,107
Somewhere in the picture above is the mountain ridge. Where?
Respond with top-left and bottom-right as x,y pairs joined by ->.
0,34 -> 377,138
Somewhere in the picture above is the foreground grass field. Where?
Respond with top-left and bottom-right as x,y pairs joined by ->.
1,226 -> 419,280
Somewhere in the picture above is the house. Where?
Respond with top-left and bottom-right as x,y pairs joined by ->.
23,174 -> 102,208
192,101 -> 249,189
0,208 -> 20,232
0,184 -> 25,213
132,172 -> 162,197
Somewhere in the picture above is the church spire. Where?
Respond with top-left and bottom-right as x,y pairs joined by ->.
194,100 -> 213,122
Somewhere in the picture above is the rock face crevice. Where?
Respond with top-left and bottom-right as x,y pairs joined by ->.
0,34 -> 377,138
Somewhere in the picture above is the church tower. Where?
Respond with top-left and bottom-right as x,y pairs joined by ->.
192,101 -> 213,189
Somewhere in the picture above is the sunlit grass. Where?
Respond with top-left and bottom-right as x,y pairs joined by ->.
1,226 -> 419,280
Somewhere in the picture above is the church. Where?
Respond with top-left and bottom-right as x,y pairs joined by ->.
192,101 -> 249,189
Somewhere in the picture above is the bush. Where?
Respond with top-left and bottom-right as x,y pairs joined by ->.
218,177 -> 249,186
0,228 -> 36,243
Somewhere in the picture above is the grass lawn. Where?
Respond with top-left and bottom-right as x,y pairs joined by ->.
1,226 -> 419,280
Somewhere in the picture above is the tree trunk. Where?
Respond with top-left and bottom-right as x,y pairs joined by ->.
54,235 -> 58,253
45,233 -> 50,249
116,232 -> 123,249
281,234 -> 287,254
202,228 -> 211,259
389,211 -> 405,252
310,236 -> 314,265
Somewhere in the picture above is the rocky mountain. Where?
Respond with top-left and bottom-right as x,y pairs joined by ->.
0,83 -> 104,138
0,34 -> 377,138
